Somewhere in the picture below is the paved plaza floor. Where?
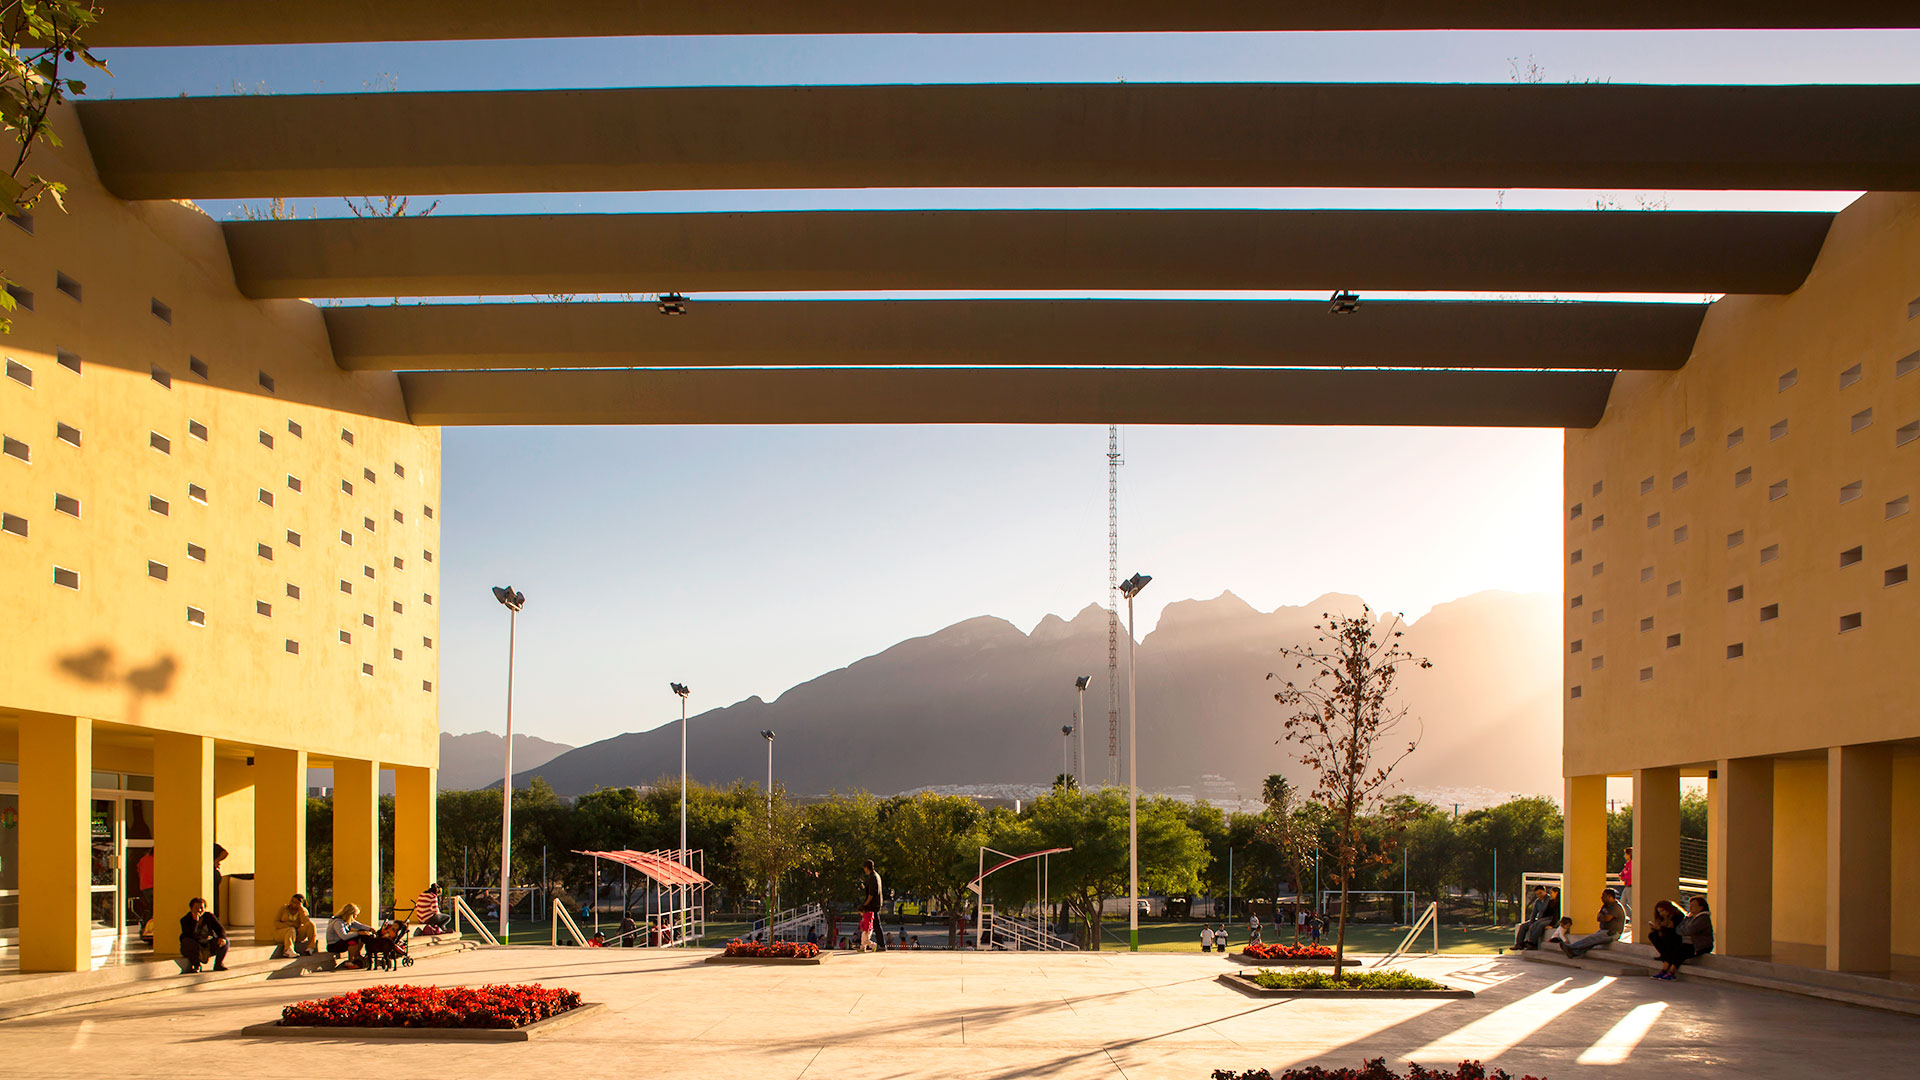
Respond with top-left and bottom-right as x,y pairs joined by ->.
6,946 -> 1914,1078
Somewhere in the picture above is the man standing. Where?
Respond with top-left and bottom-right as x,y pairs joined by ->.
1561,888 -> 1627,958
860,859 -> 883,952
274,893 -> 318,957
179,897 -> 228,973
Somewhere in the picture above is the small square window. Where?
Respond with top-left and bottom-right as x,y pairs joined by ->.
393,556 -> 405,570
1852,409 -> 1874,433
339,630 -> 353,645
393,647 -> 405,661
1666,633 -> 1681,649
1726,643 -> 1744,660
5,358 -> 30,386
150,431 -> 171,454
287,475 -> 302,493
424,550 -> 434,563
362,663 -> 375,677
1640,616 -> 1655,632
1570,595 -> 1584,609
1727,585 -> 1744,602
1591,656 -> 1605,671
363,564 -> 375,579
1,512 -> 25,537
187,542 -> 205,562
339,579 -> 353,594
4,284 -> 31,311
424,681 -> 434,693
1639,667 -> 1654,682
1570,685 -> 1583,700
57,350 -> 80,374
363,467 -> 377,484
1888,495 -> 1911,519
340,530 -> 353,546
259,430 -> 274,449
1641,476 -> 1655,495
1570,639 -> 1583,654
1898,421 -> 1919,447
341,479 -> 354,495
53,566 -> 79,589
1900,351 -> 1920,378
286,583 -> 301,599
363,516 -> 376,533
187,606 -> 206,626
1840,546 -> 1864,568
1778,369 -> 1798,392
1679,427 -> 1696,446
1639,566 -> 1653,582
257,600 -> 272,617
393,463 -> 405,478
1760,603 -> 1780,622
1887,565 -> 1910,587
54,492 -> 79,516
1671,471 -> 1688,491
423,593 -> 434,605
341,428 -> 355,445
1840,363 -> 1863,388
1570,502 -> 1583,520
285,639 -> 300,655
1769,479 -> 1789,501
287,419 -> 302,438
1726,427 -> 1744,448
56,422 -> 79,446
1734,467 -> 1752,488
149,495 -> 169,516
1591,562 -> 1604,577
151,365 -> 171,388
1840,481 -> 1862,504
287,530 -> 301,547
1666,580 -> 1682,597
424,504 -> 434,519
3,435 -> 29,462
257,488 -> 274,507
189,355 -> 208,379
393,509 -> 405,524
1570,549 -> 1583,565
1760,544 -> 1780,564
423,636 -> 434,649
1673,525 -> 1689,543
1592,609 -> 1605,624
1726,529 -> 1745,548
1591,514 -> 1605,530
151,298 -> 172,323
259,371 -> 276,393
188,483 -> 207,504
1770,419 -> 1789,441
257,543 -> 273,561
188,419 -> 208,441
1647,512 -> 1661,528
363,613 -> 375,627
392,601 -> 403,614
1839,612 -> 1863,633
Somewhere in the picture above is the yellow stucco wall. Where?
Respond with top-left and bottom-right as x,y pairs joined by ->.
0,106 -> 440,767
1563,192 -> 1920,777
1771,757 -> 1827,948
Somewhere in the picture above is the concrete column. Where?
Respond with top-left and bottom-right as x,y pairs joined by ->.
1894,757 -> 1920,965
1711,757 -> 1774,957
392,765 -> 437,910
1563,774 -> 1608,933
213,755 -> 256,923
1827,743 -> 1893,972
251,747 -> 307,944
18,715 -> 91,973
1631,766 -> 1681,928
152,732 -> 215,958
332,757 -> 380,919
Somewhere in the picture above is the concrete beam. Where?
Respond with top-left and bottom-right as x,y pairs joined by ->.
396,367 -> 1616,427
225,210 -> 1833,299
88,2 -> 1920,45
79,84 -> 1920,199
325,299 -> 1705,373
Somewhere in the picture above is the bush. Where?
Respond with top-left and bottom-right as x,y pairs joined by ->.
1212,1059 -> 1545,1080
1243,942 -> 1337,960
280,983 -> 581,1029
723,939 -> 822,959
1247,969 -> 1447,991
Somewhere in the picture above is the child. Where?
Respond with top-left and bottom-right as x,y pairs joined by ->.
1200,925 -> 1215,953
1544,917 -> 1574,946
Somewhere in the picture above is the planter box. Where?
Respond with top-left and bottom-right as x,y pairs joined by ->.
1229,953 -> 1361,967
242,1002 -> 605,1042
704,953 -> 830,965
1217,972 -> 1474,999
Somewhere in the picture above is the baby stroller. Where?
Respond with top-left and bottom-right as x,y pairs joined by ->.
367,921 -> 414,973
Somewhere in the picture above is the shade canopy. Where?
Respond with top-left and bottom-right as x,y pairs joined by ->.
576,850 -> 710,888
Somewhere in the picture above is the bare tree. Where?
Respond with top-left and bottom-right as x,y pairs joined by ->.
1268,605 -> 1430,972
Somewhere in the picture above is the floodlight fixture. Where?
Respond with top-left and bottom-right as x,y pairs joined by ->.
491,585 -> 524,611
1120,572 -> 1152,599
1330,290 -> 1361,315
671,682 -> 690,698
761,729 -> 776,741
1074,674 -> 1092,690
1062,725 -> 1075,736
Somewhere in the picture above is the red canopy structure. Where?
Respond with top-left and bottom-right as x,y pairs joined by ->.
574,849 -> 710,887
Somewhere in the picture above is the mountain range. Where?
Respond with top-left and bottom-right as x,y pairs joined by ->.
439,730 -> 574,791
495,590 -> 1563,803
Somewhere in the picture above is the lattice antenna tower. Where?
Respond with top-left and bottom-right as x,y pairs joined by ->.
1106,424 -> 1123,787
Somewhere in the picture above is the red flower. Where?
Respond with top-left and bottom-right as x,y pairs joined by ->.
280,983 -> 583,1029
723,938 -> 821,959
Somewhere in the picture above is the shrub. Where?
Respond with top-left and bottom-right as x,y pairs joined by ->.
280,983 -> 581,1029
1247,969 -> 1447,991
1243,942 -> 1337,961
723,939 -> 822,959
1211,1059 -> 1545,1080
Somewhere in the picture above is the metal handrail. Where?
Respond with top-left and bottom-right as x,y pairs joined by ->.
451,893 -> 499,946
552,899 -> 590,947
1374,902 -> 1439,967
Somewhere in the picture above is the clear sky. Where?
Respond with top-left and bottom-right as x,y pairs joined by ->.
92,30 -> 1918,746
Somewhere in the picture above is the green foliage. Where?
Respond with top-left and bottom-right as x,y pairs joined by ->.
1247,968 -> 1447,991
881,791 -> 987,940
729,787 -> 817,915
799,791 -> 882,938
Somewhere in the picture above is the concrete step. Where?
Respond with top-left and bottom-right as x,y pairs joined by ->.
0,938 -> 477,1022
1520,943 -> 1920,1017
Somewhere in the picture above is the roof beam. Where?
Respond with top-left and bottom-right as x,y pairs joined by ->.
397,367 -> 1618,427
79,83 -> 1920,199
226,209 -> 1832,299
88,1 -> 1920,45
325,299 -> 1705,373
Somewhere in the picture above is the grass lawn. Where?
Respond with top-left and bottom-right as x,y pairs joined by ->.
1113,919 -> 1512,955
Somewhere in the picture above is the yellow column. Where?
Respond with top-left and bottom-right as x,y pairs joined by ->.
19,715 -> 91,973
1563,774 -> 1608,933
213,755 -> 256,923
1894,757 -> 1920,966
332,757 -> 380,919
392,765 -> 438,911
251,747 -> 307,945
1827,743 -> 1892,972
153,732 -> 215,959
1771,758 -> 1826,952
1710,757 -> 1774,957
1631,766 -> 1681,927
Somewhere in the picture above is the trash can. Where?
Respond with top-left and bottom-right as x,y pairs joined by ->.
225,873 -> 256,927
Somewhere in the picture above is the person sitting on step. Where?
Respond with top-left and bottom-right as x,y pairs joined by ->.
179,897 -> 229,973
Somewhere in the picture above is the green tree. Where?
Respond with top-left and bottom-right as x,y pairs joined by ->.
1459,795 -> 1562,922
800,792 -> 882,944
1270,606 -> 1431,973
730,786 -> 816,919
881,792 -> 987,945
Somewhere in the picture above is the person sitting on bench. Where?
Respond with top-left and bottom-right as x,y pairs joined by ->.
1560,888 -> 1626,959
179,897 -> 228,973
275,893 -> 318,957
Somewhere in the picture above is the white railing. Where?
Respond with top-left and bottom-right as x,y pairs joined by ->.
749,903 -> 825,943
551,899 -> 591,947
977,904 -> 1077,951
1374,902 -> 1440,967
451,893 -> 499,946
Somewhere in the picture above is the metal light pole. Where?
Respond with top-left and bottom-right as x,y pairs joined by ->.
491,585 -> 525,945
1119,571 -> 1151,952
1061,725 -> 1073,785
1073,675 -> 1091,788
671,683 -> 691,945
762,729 -> 776,923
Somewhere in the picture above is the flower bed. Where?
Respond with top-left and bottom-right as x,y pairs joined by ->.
1250,969 -> 1444,991
723,939 -> 822,959
1242,943 -> 1337,961
1211,1059 -> 1545,1079
278,983 -> 582,1030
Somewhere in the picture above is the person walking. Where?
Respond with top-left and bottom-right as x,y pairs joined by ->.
1618,847 -> 1634,923
859,859 -> 883,952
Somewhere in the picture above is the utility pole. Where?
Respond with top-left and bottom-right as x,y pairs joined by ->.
1106,425 -> 1122,787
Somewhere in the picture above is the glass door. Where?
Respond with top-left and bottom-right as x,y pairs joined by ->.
89,799 -> 119,936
